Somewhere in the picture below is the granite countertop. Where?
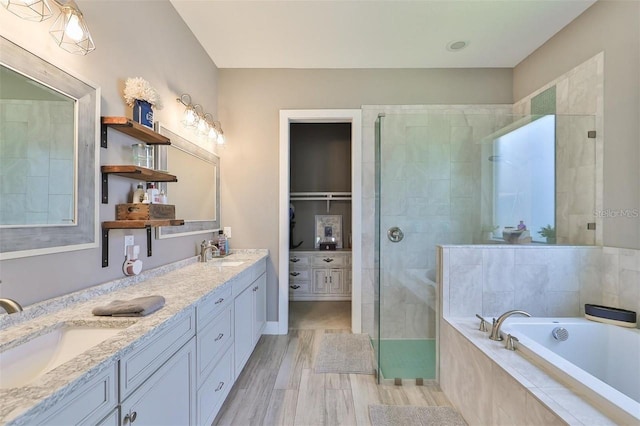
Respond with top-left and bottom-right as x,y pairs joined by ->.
0,249 -> 268,426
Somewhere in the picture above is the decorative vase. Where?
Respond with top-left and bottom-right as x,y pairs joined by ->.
132,99 -> 153,128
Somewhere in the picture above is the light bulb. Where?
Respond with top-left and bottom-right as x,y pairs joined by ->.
208,127 -> 218,140
64,12 -> 84,42
197,118 -> 208,135
217,133 -> 225,145
183,108 -> 197,127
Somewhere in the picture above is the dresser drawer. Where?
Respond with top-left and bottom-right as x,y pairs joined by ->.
289,254 -> 310,266
120,309 -> 196,399
289,281 -> 311,294
197,286 -> 232,331
312,254 -> 347,267
197,303 -> 233,386
289,268 -> 311,281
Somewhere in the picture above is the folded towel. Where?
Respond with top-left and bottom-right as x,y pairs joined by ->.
92,295 -> 165,317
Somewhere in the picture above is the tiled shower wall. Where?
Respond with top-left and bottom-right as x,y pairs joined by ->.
0,100 -> 75,225
360,105 -> 512,338
514,52 -> 604,246
439,245 -> 640,324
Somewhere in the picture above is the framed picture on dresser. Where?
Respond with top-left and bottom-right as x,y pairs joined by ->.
315,215 -> 342,248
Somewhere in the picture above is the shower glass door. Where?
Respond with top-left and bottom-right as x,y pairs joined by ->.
374,113 -> 438,384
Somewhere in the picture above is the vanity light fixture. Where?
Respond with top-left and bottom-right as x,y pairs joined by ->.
1,0 -> 95,54
1,0 -> 53,21
49,1 -> 95,55
176,94 -> 225,145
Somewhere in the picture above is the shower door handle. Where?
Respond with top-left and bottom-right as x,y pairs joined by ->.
387,227 -> 404,243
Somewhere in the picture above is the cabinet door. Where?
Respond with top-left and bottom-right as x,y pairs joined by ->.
328,269 -> 343,293
253,272 -> 267,345
313,269 -> 329,293
234,284 -> 254,379
121,338 -> 196,426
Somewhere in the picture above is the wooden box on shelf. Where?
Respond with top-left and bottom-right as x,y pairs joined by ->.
116,204 -> 175,221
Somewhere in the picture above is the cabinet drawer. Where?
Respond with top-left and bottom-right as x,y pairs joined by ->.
197,346 -> 233,426
197,303 -> 233,387
289,268 -> 310,281
197,286 -> 232,331
289,254 -> 310,266
289,281 -> 311,294
120,309 -> 195,400
33,363 -> 117,425
312,254 -> 347,267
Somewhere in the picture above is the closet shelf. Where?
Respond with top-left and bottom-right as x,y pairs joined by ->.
290,192 -> 352,213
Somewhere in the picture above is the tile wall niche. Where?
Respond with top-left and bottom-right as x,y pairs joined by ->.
0,100 -> 75,225
514,52 -> 604,246
360,105 -> 512,338
439,245 -> 640,325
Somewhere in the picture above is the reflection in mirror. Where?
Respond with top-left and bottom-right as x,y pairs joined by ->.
0,65 -> 76,226
0,36 -> 98,260
154,123 -> 220,238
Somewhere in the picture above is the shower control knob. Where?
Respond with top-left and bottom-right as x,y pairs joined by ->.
387,227 -> 404,243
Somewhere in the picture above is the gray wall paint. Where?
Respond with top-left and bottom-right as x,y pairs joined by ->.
513,0 -> 640,249
218,68 -> 513,321
0,1 -> 219,305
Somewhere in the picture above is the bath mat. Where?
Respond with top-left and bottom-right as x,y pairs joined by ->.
314,333 -> 375,374
369,405 -> 467,426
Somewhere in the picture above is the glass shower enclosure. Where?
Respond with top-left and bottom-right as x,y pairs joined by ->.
373,111 -> 596,384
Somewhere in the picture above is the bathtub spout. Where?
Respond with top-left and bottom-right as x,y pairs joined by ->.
489,310 -> 531,341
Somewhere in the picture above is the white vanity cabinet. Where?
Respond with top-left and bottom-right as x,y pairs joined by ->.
289,251 -> 351,301
120,338 -> 196,426
233,261 -> 267,379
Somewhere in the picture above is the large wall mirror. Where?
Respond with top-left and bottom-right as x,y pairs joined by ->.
0,36 -> 99,259
154,123 -> 220,238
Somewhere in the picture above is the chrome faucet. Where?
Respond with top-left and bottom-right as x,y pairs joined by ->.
0,298 -> 23,314
489,310 -> 531,341
200,240 -> 220,262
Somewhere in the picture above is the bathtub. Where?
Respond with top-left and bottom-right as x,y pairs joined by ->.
501,317 -> 640,423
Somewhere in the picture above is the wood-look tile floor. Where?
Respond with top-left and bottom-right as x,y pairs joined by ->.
213,301 -> 453,426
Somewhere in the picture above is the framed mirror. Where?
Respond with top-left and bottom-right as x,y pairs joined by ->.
154,123 -> 220,238
0,36 -> 99,259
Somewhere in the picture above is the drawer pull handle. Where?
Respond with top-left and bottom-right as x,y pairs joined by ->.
124,411 -> 137,424
215,298 -> 225,304
323,258 -> 334,263
290,257 -> 300,263
215,333 -> 224,341
215,381 -> 225,392
290,285 -> 300,289
290,272 -> 300,277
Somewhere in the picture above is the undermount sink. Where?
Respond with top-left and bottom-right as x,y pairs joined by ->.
0,323 -> 130,389
209,260 -> 244,267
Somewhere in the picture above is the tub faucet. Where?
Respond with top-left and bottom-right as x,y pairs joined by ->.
200,240 -> 220,262
0,298 -> 23,314
489,310 -> 531,341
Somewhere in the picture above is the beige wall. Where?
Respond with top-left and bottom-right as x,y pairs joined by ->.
0,1 -> 219,305
513,0 -> 640,250
218,68 -> 513,321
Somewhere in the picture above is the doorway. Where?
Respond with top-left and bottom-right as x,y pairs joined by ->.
278,109 -> 362,334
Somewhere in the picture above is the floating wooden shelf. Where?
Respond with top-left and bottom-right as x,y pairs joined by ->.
101,116 -> 171,148
102,219 -> 184,229
101,165 -> 178,182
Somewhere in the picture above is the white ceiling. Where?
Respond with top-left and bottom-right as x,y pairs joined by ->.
170,0 -> 596,69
